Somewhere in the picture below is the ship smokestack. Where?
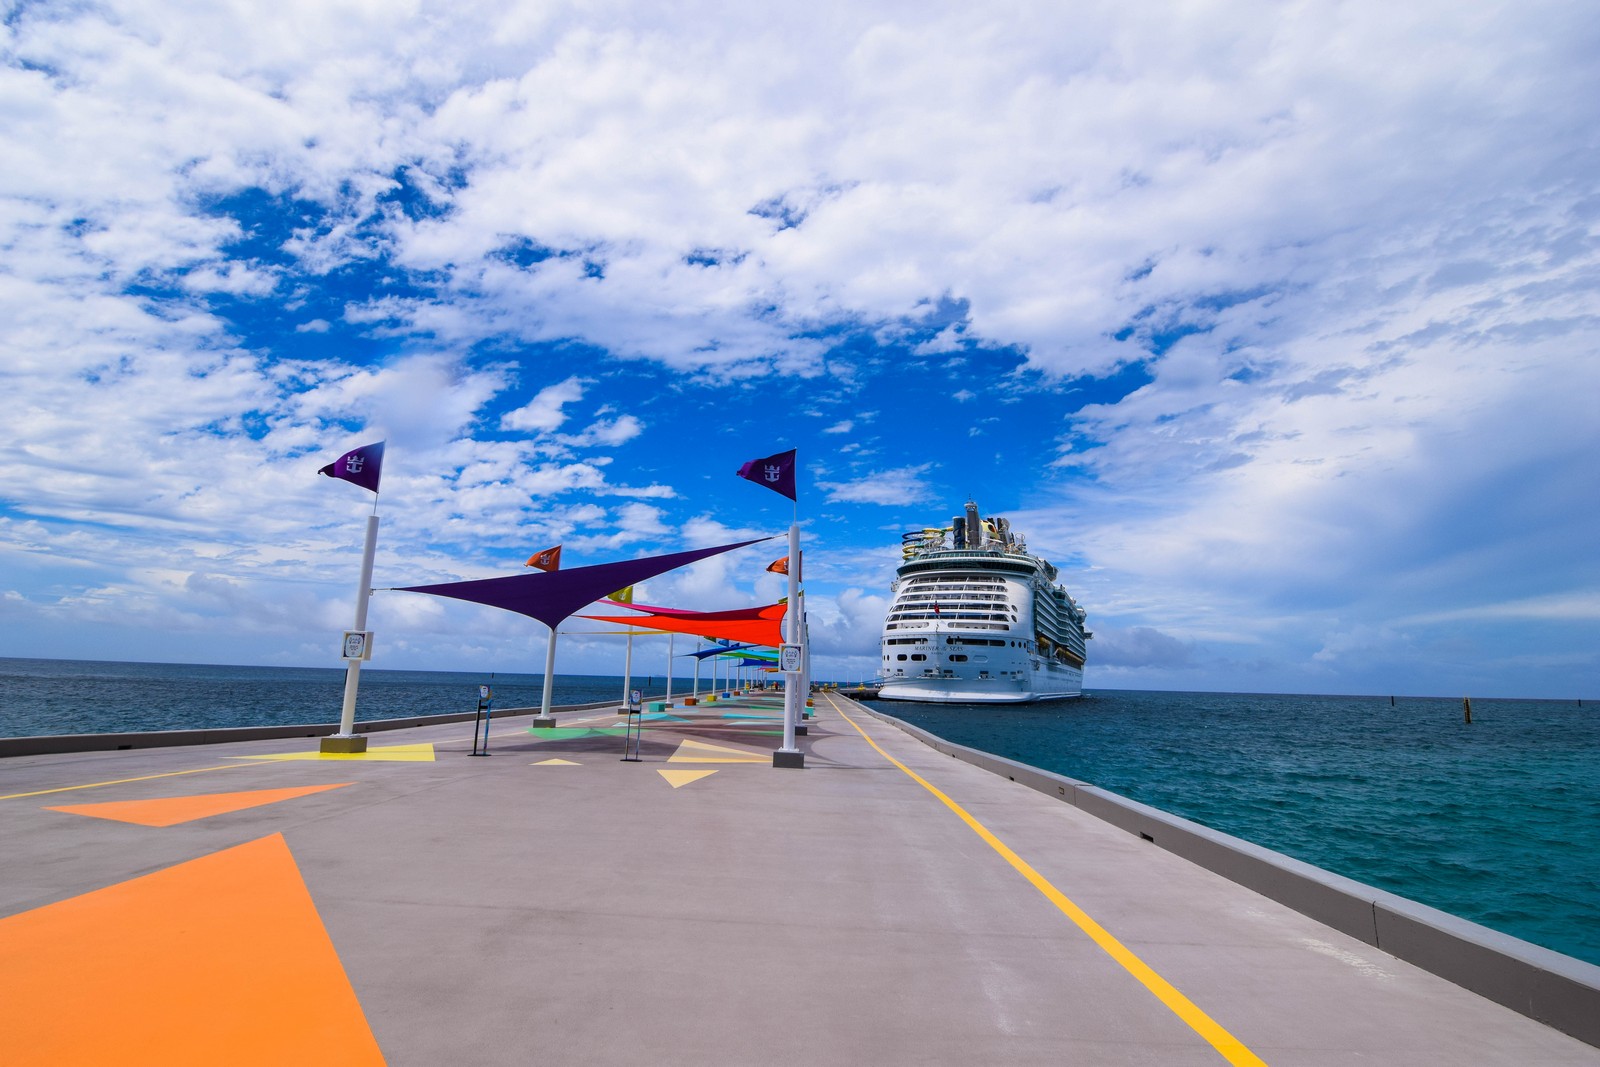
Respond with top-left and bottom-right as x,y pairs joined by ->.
964,501 -> 983,548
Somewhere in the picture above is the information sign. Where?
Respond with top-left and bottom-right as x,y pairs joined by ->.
341,631 -> 373,661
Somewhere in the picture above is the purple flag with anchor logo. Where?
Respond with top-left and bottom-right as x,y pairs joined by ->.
735,448 -> 796,501
318,441 -> 384,494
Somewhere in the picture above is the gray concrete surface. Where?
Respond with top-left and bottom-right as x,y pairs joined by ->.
867,706 -> 1600,1048
3,690 -> 1598,1065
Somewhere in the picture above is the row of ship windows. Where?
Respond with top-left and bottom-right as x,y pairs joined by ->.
885,621 -> 1011,631
885,669 -> 1027,679
889,617 -> 1011,627
903,580 -> 1008,590
886,653 -> 986,662
899,592 -> 1010,602
885,637 -> 1013,646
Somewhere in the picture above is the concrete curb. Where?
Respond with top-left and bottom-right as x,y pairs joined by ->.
861,704 -> 1600,1049
0,701 -> 620,758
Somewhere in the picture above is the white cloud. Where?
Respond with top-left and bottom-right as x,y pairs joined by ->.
818,464 -> 936,505
558,413 -> 644,448
501,376 -> 589,433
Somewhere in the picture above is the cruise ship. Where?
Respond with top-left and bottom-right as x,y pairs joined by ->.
878,501 -> 1089,703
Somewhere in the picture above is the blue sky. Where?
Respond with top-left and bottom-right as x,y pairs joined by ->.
2,0 -> 1597,698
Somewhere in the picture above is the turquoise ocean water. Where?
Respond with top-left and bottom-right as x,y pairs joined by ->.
3,659 -> 1595,968
865,690 -> 1600,970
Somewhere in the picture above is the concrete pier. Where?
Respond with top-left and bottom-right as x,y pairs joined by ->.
3,691 -> 1597,1065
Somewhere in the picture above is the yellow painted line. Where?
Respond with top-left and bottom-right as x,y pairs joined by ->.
0,763 -> 248,802
832,700 -> 1267,1067
229,743 -> 436,763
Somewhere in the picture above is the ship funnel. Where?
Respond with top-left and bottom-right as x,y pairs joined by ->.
964,501 -> 983,547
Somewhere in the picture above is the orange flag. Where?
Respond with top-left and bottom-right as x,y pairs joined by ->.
766,552 -> 800,577
525,545 -> 562,571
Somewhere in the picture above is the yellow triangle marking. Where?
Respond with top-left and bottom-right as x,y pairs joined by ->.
0,833 -> 384,1064
658,769 -> 718,789
46,783 -> 353,827
533,758 -> 581,766
230,743 -> 436,762
668,739 -> 767,764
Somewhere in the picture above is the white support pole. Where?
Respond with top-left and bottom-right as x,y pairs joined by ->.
621,628 -> 634,712
534,624 -> 557,727
693,640 -> 701,701
666,633 -> 675,706
325,512 -> 379,754
797,588 -> 811,728
775,521 -> 802,765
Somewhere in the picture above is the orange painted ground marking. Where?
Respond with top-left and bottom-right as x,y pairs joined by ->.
0,833 -> 385,1066
46,782 -> 354,827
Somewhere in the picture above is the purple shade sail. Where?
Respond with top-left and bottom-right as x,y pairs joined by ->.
392,537 -> 771,629
735,448 -> 796,501
318,441 -> 385,494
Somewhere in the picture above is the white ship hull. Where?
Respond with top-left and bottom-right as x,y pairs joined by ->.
878,651 -> 1082,704
878,502 -> 1089,706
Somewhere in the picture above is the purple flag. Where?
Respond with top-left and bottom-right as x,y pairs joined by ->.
318,441 -> 384,494
736,448 -> 796,501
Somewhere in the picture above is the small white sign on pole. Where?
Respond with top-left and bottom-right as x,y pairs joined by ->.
780,644 -> 802,673
341,631 -> 374,661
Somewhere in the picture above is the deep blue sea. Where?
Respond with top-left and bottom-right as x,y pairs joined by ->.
865,690 -> 1600,970
0,657 -> 708,738
3,659 -> 1595,969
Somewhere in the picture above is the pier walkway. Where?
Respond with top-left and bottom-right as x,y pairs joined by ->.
3,690 -> 1597,1065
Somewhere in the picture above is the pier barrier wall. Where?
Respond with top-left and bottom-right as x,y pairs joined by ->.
0,701 -> 619,758
862,704 -> 1600,1049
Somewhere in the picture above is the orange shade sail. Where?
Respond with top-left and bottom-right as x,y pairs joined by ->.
579,602 -> 787,646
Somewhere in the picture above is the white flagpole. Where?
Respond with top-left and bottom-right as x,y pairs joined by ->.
796,587 -> 810,730
666,632 -> 675,706
324,511 -> 378,754
775,519 -> 803,766
693,639 -> 702,701
802,593 -> 812,716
